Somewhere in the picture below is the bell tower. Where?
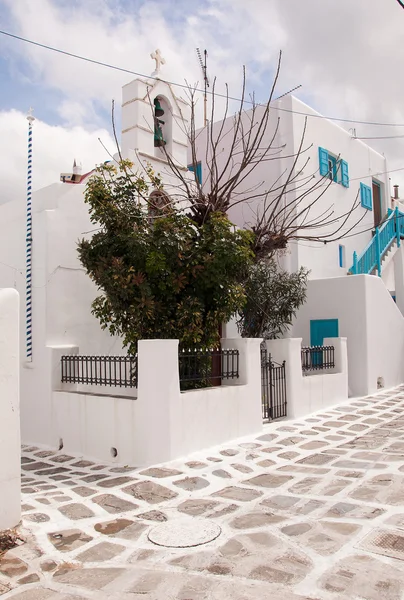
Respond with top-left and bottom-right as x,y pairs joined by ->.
121,49 -> 190,172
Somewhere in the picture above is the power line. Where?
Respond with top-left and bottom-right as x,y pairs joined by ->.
396,0 -> 404,8
2,28 -> 404,129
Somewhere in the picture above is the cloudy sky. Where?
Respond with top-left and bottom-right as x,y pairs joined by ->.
1,0 -> 404,204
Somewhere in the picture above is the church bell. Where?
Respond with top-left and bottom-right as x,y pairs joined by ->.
154,98 -> 164,117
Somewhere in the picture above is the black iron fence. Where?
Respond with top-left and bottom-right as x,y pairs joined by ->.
261,346 -> 287,421
61,355 -> 138,388
179,348 -> 239,390
301,345 -> 335,374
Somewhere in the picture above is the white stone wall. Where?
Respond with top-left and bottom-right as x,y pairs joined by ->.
265,337 -> 348,420
292,274 -> 404,396
51,338 -> 263,466
0,289 -> 20,530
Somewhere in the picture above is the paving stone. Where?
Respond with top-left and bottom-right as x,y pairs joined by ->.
72,460 -> 94,468
81,474 -> 107,483
92,493 -> 138,513
256,459 -> 276,468
230,510 -> 285,529
185,461 -> 208,469
4,590 -> 54,600
97,476 -> 135,488
335,470 -> 364,479
177,499 -> 221,516
245,473 -> 292,488
72,486 -> 97,497
36,498 -> 51,505
34,451 -> 55,458
127,572 -> 165,594
76,541 -> 126,562
48,529 -> 93,552
260,495 -> 300,511
136,510 -> 167,522
173,476 -> 210,491
94,518 -> 134,535
97,519 -> 147,541
0,556 -> 28,577
300,441 -> 328,450
123,480 -> 178,504
231,463 -> 254,473
22,462 -> 52,471
325,502 -> 384,519
21,504 -> 35,511
212,486 -> 263,502
255,433 -> 278,442
220,449 -> 239,457
212,469 -> 232,479
58,503 -> 95,519
24,512 -> 50,523
319,554 -> 403,599
35,467 -> 70,476
334,460 -> 386,470
206,456 -> 222,462
297,453 -> 337,465
139,467 -> 182,478
278,451 -> 300,460
278,436 -> 304,446
53,567 -> 125,590
40,560 -> 58,572
207,503 -> 239,518
17,573 -> 40,584
50,454 -> 74,463
21,457 -> 34,464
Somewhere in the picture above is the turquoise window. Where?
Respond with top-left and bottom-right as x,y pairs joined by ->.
360,182 -> 372,210
310,319 -> 339,346
318,147 -> 349,187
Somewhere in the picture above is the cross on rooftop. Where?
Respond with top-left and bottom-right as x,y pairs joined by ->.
150,49 -> 166,77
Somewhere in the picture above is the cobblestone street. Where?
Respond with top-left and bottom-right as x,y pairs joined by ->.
2,388 -> 404,599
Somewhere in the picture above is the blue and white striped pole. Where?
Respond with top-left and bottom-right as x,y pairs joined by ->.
26,108 -> 35,361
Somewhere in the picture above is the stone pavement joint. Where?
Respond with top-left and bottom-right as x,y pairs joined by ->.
2,387 -> 404,598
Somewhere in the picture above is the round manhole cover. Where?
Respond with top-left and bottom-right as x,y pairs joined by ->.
148,519 -> 221,548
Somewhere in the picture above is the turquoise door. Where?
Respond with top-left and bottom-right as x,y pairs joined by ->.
310,319 -> 339,366
310,319 -> 339,346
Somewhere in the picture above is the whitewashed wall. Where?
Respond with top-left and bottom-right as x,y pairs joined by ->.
193,95 -> 389,280
291,274 -> 404,396
265,337 -> 348,419
51,338 -> 263,466
0,289 -> 20,530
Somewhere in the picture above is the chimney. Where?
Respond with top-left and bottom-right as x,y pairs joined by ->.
394,185 -> 399,200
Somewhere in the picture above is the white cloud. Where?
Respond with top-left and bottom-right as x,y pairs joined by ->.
0,109 -> 114,204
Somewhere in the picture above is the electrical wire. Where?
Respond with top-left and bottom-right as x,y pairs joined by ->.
2,28 -> 404,129
396,0 -> 404,8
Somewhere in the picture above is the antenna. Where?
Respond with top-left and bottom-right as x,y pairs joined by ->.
196,48 -> 209,127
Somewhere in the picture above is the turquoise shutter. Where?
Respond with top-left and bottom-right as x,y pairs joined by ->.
360,183 -> 372,210
196,162 -> 202,184
318,147 -> 329,176
188,162 -> 202,184
367,185 -> 373,210
341,160 -> 349,188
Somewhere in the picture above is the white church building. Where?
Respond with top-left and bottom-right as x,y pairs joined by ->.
0,50 -> 404,462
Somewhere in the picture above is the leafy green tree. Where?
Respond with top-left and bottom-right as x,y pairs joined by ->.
237,259 -> 309,339
78,161 -> 253,354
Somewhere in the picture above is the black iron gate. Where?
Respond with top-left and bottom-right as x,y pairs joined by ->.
261,346 -> 287,421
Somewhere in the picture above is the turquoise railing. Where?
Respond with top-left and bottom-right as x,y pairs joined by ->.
350,206 -> 402,276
